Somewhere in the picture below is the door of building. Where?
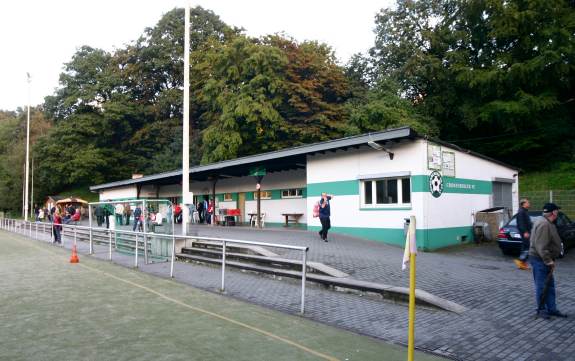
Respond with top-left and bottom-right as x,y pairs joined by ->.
492,181 -> 512,209
238,192 -> 246,224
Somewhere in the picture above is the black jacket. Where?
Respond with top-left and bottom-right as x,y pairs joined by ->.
516,207 -> 533,237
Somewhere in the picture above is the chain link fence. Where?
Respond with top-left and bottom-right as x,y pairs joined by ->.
519,190 -> 575,219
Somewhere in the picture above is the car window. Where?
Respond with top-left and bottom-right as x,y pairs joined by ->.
508,215 -> 540,226
557,213 -> 570,227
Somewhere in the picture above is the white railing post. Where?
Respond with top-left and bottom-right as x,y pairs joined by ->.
134,231 -> 139,268
89,204 -> 93,254
221,240 -> 226,292
109,229 -> 113,261
301,248 -> 308,314
170,233 -> 176,278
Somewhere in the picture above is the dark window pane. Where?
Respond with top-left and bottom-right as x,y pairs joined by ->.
376,180 -> 385,203
364,181 -> 372,204
402,178 -> 411,203
387,179 -> 398,203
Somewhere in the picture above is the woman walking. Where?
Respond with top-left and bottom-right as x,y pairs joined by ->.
319,192 -> 333,242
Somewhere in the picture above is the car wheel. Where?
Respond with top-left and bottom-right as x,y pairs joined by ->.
559,242 -> 565,258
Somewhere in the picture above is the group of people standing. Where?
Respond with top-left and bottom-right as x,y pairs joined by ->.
193,198 -> 214,224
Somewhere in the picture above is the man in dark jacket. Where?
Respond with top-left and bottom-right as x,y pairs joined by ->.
514,198 -> 533,270
318,192 -> 334,242
529,203 -> 567,319
132,205 -> 142,232
95,205 -> 104,227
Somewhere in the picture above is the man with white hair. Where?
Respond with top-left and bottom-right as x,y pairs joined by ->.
529,203 -> 567,319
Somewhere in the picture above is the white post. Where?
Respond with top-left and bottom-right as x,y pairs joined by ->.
181,2 -> 191,236
88,204 -> 93,254
24,73 -> 31,222
170,204 -> 176,278
109,230 -> 113,261
30,157 -> 34,220
221,240 -> 226,291
301,248 -> 307,314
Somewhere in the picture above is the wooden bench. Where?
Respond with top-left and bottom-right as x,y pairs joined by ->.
281,213 -> 303,227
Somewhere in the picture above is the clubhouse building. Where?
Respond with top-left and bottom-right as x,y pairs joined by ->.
90,127 -> 519,250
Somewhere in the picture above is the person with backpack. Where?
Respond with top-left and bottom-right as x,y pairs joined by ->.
318,192 -> 334,242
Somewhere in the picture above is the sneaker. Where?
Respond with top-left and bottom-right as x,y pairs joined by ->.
324,238 -> 328,243
514,259 -> 530,270
548,310 -> 568,318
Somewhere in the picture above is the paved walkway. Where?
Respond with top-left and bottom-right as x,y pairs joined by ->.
23,222 -> 575,360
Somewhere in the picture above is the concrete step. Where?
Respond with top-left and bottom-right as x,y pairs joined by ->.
181,245 -> 348,278
176,252 -> 465,313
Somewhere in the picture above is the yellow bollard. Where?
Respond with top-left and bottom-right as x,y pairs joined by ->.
408,251 -> 416,361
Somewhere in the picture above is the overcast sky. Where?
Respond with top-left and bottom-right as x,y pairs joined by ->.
0,0 -> 394,111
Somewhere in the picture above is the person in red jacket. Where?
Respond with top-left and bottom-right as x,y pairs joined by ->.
53,210 -> 62,244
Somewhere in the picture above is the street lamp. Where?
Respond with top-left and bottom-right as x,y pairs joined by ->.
24,72 -> 31,222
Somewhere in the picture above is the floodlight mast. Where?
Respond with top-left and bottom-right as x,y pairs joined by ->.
24,73 -> 31,221
182,2 -> 192,235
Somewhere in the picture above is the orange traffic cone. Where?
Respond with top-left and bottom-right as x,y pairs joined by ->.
70,245 -> 80,263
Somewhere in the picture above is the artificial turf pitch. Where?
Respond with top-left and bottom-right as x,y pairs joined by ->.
0,230 -> 443,361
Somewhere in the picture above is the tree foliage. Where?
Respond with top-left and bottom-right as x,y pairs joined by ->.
370,0 -> 575,168
2,2 -> 571,213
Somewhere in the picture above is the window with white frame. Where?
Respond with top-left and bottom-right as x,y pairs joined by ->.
252,191 -> 272,200
281,188 -> 303,198
361,177 -> 411,208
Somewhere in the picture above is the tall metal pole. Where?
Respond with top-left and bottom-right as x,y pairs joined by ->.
24,73 -> 31,222
181,2 -> 191,236
30,156 -> 34,220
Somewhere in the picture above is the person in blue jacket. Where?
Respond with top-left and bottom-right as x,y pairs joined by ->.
318,192 -> 334,242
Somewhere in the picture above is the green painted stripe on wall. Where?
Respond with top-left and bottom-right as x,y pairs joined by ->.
308,225 -> 407,247
242,188 -> 307,201
417,226 -> 474,250
271,189 -> 282,200
411,175 -> 492,194
307,180 -> 359,197
307,225 -> 474,250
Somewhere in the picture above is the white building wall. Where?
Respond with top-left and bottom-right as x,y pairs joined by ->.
422,141 -> 519,231
182,169 -> 308,224
306,141 -> 426,232
99,186 -> 137,201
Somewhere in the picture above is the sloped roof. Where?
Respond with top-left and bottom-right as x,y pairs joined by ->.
90,126 -> 517,191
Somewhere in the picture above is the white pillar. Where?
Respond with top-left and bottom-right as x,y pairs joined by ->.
24,73 -> 31,221
181,2 -> 191,236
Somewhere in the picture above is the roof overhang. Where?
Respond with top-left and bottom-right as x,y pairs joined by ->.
90,126 -> 418,192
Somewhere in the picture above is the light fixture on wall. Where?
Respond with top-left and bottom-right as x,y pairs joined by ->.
367,139 -> 394,160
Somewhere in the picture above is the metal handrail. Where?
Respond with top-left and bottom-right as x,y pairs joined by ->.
1,217 -> 309,314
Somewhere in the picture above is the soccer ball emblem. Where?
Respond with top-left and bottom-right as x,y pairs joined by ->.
429,171 -> 443,198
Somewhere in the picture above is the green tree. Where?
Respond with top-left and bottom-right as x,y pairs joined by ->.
0,109 -> 51,214
370,0 -> 575,169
